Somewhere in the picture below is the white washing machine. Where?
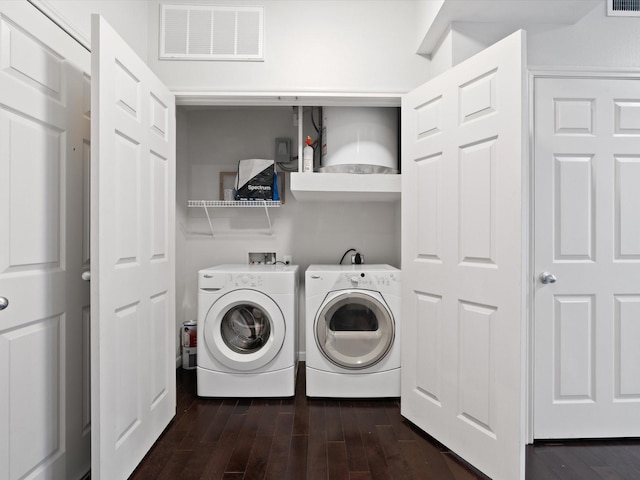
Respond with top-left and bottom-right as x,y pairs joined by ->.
197,264 -> 299,397
305,264 -> 401,398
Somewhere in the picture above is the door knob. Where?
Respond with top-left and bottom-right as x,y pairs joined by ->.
539,272 -> 557,284
82,271 -> 91,282
0,296 -> 8,310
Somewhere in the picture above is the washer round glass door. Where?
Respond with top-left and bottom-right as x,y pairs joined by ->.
315,290 -> 395,369
204,289 -> 285,371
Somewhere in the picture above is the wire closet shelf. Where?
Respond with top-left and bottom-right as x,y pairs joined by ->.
187,200 -> 282,237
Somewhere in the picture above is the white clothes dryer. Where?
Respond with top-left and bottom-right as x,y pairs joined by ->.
305,264 -> 401,398
197,264 -> 299,397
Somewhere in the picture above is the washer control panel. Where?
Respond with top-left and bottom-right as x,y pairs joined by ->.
230,273 -> 264,289
199,271 -> 265,290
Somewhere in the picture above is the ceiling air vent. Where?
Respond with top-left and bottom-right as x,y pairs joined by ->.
160,4 -> 264,61
607,0 -> 640,16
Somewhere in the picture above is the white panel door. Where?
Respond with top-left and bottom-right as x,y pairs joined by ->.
0,2 -> 91,479
534,76 -> 640,438
401,31 -> 526,480
91,15 -> 176,480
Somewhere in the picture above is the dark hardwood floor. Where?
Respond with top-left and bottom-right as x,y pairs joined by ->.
526,438 -> 640,480
130,365 -> 640,480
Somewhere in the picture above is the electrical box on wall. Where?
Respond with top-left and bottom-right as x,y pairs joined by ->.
275,137 -> 291,163
248,252 -> 276,265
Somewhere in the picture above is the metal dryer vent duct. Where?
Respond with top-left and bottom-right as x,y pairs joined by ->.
320,107 -> 398,174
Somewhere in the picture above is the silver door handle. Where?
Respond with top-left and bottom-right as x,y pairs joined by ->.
0,296 -> 8,310
82,271 -> 91,282
540,272 -> 557,284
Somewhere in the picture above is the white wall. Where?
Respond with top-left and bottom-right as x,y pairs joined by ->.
177,106 -> 401,358
414,0 -> 445,53
431,24 -> 499,79
430,25 -> 454,78
429,1 -> 640,75
146,0 -> 430,93
528,3 -> 640,68
30,0 -> 149,58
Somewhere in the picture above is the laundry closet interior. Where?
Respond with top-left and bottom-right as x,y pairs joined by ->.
175,102 -> 402,359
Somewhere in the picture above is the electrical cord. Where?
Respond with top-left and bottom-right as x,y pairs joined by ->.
339,248 -> 356,265
311,106 -> 320,133
276,161 -> 298,172
315,107 -> 322,167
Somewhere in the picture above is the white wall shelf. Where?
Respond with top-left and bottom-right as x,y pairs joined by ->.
188,200 -> 281,208
187,200 -> 281,236
175,92 -> 402,107
289,173 -> 401,202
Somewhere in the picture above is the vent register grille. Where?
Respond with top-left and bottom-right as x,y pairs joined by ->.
608,0 -> 640,16
160,4 -> 264,60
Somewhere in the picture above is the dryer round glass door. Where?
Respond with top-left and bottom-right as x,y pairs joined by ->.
204,289 -> 285,371
315,290 -> 395,369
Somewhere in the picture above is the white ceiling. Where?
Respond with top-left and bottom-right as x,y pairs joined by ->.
417,0 -> 602,55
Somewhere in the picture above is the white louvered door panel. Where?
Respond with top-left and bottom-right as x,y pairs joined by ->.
534,76 -> 640,438
401,31 -> 527,480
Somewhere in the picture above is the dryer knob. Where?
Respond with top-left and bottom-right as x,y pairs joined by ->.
350,276 -> 360,284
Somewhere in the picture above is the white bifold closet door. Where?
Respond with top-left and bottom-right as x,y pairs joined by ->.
0,2 -> 91,479
401,31 -> 527,480
90,15 -> 176,480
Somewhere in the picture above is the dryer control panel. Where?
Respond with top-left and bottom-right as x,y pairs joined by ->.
330,271 -> 398,291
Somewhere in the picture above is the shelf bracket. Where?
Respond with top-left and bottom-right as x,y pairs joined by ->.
202,203 -> 215,238
263,201 -> 273,235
